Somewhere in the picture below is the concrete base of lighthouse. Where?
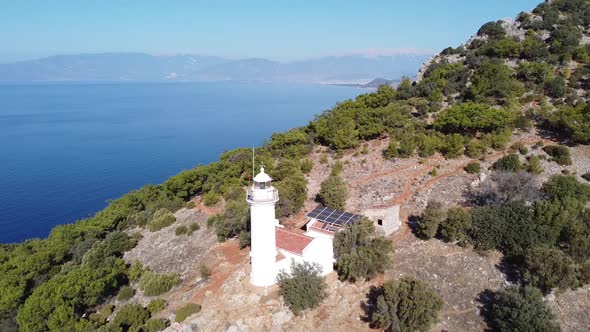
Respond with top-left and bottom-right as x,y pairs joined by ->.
249,251 -> 278,287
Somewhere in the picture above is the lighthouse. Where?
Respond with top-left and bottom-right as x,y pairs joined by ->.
246,166 -> 279,287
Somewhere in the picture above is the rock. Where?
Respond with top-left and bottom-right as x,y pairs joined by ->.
271,310 -> 293,329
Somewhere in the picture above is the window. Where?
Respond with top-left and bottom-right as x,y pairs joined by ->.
377,219 -> 383,226
258,182 -> 266,189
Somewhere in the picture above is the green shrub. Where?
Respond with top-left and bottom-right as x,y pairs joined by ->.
199,265 -> 211,280
175,303 -> 201,323
89,304 -> 115,325
319,154 -> 329,164
185,201 -> 196,209
368,277 -> 444,332
543,145 -> 572,165
488,129 -> 512,150
416,201 -> 446,239
522,247 -> 579,293
142,318 -> 168,332
434,103 -> 515,134
510,142 -> 528,155
439,208 -> 472,243
238,231 -> 251,248
300,158 -> 314,174
111,304 -> 150,332
214,200 -> 249,242
466,139 -> 487,158
492,154 -> 521,172
488,286 -> 560,332
147,299 -> 167,315
277,262 -> 327,314
148,210 -> 176,232
384,138 -> 399,159
206,214 -> 218,228
331,160 -> 344,176
440,134 -> 465,159
117,285 -> 135,301
542,175 -> 590,203
318,175 -> 348,210
139,271 -> 181,297
333,219 -> 392,282
275,174 -> 308,217
361,144 -> 369,154
128,261 -> 144,282
175,226 -> 188,236
202,191 -> 222,206
527,155 -> 544,174
465,162 -> 482,174
188,222 -> 200,234
545,76 -> 566,98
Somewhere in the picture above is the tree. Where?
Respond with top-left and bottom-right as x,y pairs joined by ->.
214,200 -> 250,241
487,286 -> 560,332
318,175 -> 348,210
542,175 -> 590,204
333,219 -> 392,282
434,103 -> 515,134
368,277 -> 444,332
471,172 -> 541,207
492,154 -> 522,172
275,174 -> 308,217
110,304 -> 150,332
477,21 -> 506,39
277,262 -> 327,314
522,247 -> 579,293
471,63 -> 524,101
439,208 -> 472,243
415,201 -> 446,239
440,134 -> 465,158
545,76 -> 567,98
314,106 -> 359,150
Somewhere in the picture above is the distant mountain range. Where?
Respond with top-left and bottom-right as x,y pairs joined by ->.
0,53 -> 432,84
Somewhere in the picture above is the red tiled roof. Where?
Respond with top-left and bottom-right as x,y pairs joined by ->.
276,228 -> 313,255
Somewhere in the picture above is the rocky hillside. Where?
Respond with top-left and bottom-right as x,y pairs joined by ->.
2,1 -> 590,332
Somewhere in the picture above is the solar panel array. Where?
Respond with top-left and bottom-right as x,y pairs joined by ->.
307,205 -> 362,230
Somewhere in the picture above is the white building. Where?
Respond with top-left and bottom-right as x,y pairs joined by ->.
247,166 -> 398,288
246,167 -> 335,287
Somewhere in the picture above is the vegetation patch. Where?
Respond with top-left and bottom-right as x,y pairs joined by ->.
543,145 -> 572,165
365,276 -> 444,332
318,175 -> 348,210
277,262 -> 327,314
139,271 -> 181,297
333,219 -> 392,282
175,303 -> 201,323
485,286 -> 560,332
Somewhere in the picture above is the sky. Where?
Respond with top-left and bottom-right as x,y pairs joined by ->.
0,0 -> 542,63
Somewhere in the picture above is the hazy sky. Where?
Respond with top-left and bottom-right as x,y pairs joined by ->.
0,0 -> 541,62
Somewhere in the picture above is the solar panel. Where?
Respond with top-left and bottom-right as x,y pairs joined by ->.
306,205 -> 364,228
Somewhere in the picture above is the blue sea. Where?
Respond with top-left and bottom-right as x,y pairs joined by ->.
0,82 -> 362,243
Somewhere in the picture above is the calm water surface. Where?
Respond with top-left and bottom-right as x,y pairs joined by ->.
0,82 -> 362,243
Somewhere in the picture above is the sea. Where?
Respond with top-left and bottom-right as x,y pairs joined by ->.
0,82 -> 362,243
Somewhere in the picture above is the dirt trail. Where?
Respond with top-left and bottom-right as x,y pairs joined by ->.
190,240 -> 248,303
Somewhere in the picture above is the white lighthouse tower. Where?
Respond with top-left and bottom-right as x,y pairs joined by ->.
246,166 -> 279,287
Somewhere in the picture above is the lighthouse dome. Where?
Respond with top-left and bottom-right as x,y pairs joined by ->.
253,166 -> 272,183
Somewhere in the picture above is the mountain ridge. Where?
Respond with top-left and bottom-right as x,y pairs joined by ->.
0,52 -> 432,84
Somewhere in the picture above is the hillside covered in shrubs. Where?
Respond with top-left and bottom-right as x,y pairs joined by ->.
1,0 -> 590,331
